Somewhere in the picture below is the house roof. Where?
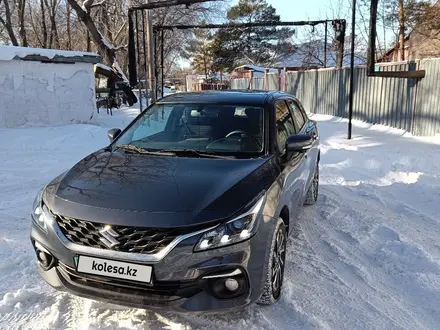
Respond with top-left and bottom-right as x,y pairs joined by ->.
270,40 -> 365,68
378,1 -> 440,61
232,65 -> 279,78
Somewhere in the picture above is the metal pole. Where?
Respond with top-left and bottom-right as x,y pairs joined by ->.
141,9 -> 149,108
145,1 -> 156,102
156,20 -> 336,30
130,0 -> 216,10
367,0 -> 378,76
154,29 -> 159,100
348,0 -> 356,140
324,21 -> 328,68
278,68 -> 282,91
153,29 -> 159,99
135,11 -> 143,113
128,10 -> 138,87
161,28 -> 165,98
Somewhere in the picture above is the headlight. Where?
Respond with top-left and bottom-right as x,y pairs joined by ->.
31,187 -> 51,232
194,194 -> 265,252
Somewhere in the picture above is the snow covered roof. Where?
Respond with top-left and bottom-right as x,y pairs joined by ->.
270,41 -> 365,69
232,64 -> 279,78
234,64 -> 278,73
0,45 -> 100,64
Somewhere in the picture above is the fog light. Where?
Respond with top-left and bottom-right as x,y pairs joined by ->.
203,269 -> 249,299
38,251 -> 49,267
225,278 -> 239,292
34,241 -> 55,271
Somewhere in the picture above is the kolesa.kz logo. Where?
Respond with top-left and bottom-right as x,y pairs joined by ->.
92,260 -> 138,277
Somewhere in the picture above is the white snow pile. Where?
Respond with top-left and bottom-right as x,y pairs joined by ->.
0,45 -> 98,61
1,109 -> 440,329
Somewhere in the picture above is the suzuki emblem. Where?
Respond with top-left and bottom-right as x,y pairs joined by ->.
99,225 -> 120,248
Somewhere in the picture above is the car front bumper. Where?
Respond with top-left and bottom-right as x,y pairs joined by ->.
30,214 -> 272,313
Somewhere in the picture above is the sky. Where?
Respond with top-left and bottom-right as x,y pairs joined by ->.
227,0 -> 356,42
179,0 -> 410,68
178,0 -> 351,68
226,0 -> 399,53
229,0 -> 343,22
261,0 -> 332,21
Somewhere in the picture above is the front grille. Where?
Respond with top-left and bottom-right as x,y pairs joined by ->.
56,215 -> 202,254
58,263 -> 201,299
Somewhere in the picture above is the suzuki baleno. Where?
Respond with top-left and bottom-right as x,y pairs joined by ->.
30,90 -> 320,313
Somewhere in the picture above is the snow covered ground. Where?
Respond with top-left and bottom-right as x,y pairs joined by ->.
1,109 -> 440,330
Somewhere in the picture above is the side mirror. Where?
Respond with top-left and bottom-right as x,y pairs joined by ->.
286,134 -> 313,152
107,128 -> 121,143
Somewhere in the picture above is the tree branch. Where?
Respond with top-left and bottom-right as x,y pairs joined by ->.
90,0 -> 106,8
113,20 -> 127,43
81,0 -> 94,12
114,44 -> 127,51
0,0 -> 19,45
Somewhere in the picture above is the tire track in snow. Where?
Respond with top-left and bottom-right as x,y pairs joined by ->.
295,183 -> 438,329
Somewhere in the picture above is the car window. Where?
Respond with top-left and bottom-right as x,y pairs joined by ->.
132,105 -> 173,141
114,103 -> 264,156
275,100 -> 296,152
287,100 -> 306,131
297,101 -> 309,121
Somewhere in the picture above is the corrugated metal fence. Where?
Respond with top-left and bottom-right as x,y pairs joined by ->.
231,59 -> 440,136
414,59 -> 440,136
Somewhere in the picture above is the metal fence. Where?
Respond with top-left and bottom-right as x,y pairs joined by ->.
414,59 -> 440,136
252,77 -> 264,89
232,78 -> 251,89
231,59 -> 440,136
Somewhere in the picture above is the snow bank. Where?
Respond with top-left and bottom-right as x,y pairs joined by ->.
0,45 -> 98,62
0,58 -> 97,128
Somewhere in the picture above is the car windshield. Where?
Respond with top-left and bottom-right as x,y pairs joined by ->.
113,103 -> 264,156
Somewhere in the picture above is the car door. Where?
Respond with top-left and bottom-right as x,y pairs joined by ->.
274,99 -> 309,230
286,99 -> 319,199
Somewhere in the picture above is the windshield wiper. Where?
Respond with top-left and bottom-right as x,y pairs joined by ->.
158,149 -> 233,159
115,145 -> 175,156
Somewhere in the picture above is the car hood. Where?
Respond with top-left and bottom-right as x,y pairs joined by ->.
44,150 -> 277,228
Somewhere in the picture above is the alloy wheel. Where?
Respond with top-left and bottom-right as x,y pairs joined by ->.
313,166 -> 319,201
272,227 -> 286,295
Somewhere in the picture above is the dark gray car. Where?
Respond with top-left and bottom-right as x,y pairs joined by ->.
30,90 -> 320,313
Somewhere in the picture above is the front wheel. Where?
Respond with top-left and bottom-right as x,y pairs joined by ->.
257,218 -> 287,305
304,163 -> 319,205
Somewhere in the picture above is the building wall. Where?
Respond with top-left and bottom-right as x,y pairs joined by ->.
0,60 -> 96,128
405,30 -> 440,60
380,2 -> 440,62
386,31 -> 440,62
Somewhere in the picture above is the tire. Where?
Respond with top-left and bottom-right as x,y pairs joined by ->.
256,218 -> 287,305
304,163 -> 319,205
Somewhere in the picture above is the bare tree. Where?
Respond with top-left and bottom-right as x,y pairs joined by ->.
44,0 -> 60,48
65,0 -> 127,79
40,0 -> 48,47
66,1 -> 72,49
0,0 -> 19,45
398,0 -> 405,60
17,0 -> 28,46
0,0 -> 227,89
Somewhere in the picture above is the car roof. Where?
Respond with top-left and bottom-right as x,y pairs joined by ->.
157,90 -> 295,106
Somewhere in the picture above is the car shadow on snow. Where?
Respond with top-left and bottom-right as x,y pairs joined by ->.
84,296 -> 317,330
